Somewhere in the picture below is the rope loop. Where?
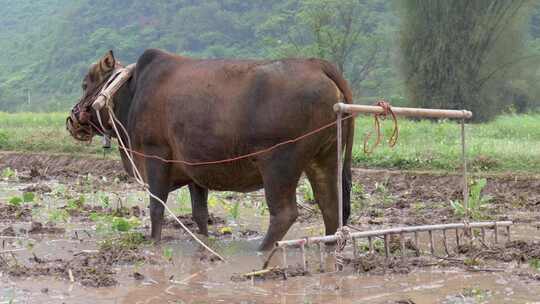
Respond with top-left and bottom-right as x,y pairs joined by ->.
363,99 -> 399,154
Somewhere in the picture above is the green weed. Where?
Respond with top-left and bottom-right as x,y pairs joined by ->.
90,213 -> 141,234
99,232 -> 146,252
359,239 -> 385,253
7,192 -> 35,207
1,167 -> 17,181
175,188 -> 191,214
529,258 -> 540,271
450,178 -> 492,220
219,199 -> 241,222
163,247 -> 174,261
48,209 -> 70,223
66,196 -> 85,211
299,181 -> 315,203
7,196 -> 23,207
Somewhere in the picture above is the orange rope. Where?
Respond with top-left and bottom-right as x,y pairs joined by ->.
363,99 -> 399,154
118,115 -> 355,166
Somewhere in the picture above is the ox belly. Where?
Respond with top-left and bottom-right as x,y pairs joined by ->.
172,159 -> 264,193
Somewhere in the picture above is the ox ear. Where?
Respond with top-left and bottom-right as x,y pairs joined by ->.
99,50 -> 116,74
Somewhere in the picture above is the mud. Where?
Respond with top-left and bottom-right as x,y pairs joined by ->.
349,169 -> 540,228
231,265 -> 309,282
0,152 -> 127,180
1,153 -> 540,303
28,221 -> 65,234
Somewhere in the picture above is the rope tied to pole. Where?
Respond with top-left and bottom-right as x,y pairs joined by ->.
363,99 -> 399,154
334,226 -> 352,270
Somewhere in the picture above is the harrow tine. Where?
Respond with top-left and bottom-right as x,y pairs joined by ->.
400,232 -> 405,259
442,229 -> 450,256
318,243 -> 324,272
456,228 -> 460,248
282,247 -> 288,269
274,221 -> 513,272
494,222 -> 499,244
414,232 -> 420,256
384,234 -> 390,258
429,230 -> 435,255
300,242 -> 307,272
481,227 -> 486,242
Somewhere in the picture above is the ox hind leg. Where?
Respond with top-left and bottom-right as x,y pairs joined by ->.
188,183 -> 209,236
257,154 -> 304,251
305,148 -> 342,238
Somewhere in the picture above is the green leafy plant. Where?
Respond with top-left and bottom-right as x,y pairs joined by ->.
300,181 -> 315,203
90,213 -> 141,233
112,217 -> 141,232
48,209 -> 70,223
7,196 -> 23,207
99,193 -> 111,209
529,258 -> 540,271
1,167 -> 17,181
22,192 -> 35,203
220,199 -> 241,222
7,192 -> 35,207
66,196 -> 85,211
163,247 -> 174,262
99,232 -> 146,252
359,239 -> 385,253
175,188 -> 191,214
450,178 -> 492,220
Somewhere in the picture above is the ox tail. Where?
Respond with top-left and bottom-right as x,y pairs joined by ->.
317,59 -> 355,225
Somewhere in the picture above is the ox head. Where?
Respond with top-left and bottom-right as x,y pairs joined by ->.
66,50 -> 119,142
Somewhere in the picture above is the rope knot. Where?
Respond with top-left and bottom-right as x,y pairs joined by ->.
363,99 -> 399,154
334,226 -> 352,269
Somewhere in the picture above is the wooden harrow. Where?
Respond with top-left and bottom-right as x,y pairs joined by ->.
276,221 -> 513,272
270,103 -> 514,272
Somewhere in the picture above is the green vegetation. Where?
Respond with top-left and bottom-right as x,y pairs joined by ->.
1,112 -> 540,173
0,0 -> 397,112
400,1 -> 538,121
1,0 -> 539,119
352,113 -> 540,172
530,258 -> 540,271
450,178 -> 493,220
0,112 -> 108,155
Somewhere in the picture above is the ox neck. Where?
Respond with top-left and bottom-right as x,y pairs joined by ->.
110,76 -> 134,138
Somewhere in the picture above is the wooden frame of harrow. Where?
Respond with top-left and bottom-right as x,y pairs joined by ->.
275,103 -> 513,272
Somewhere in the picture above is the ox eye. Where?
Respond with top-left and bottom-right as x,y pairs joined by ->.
82,83 -> 87,91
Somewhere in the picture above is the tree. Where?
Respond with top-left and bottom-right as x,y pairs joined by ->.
258,0 -> 397,99
400,0 -> 532,121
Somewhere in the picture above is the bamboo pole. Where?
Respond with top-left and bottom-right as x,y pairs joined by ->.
333,103 -> 473,119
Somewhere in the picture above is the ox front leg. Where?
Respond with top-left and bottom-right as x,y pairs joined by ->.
146,161 -> 171,242
188,183 -> 209,236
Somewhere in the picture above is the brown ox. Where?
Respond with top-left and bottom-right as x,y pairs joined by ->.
67,49 -> 354,250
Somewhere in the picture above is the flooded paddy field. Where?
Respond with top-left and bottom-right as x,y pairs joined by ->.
1,153 -> 540,303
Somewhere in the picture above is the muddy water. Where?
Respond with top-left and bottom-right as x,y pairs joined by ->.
4,248 -> 540,303
2,172 -> 540,303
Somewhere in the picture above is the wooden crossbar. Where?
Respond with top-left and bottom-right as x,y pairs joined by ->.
333,103 -> 473,119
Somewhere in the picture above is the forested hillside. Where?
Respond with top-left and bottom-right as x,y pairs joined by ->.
0,0 -> 539,119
